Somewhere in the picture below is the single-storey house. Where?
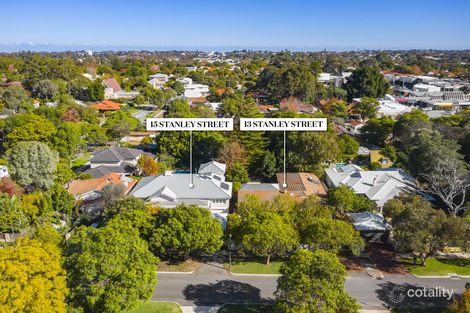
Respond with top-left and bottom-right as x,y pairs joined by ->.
347,212 -> 391,242
324,165 -> 416,208
68,173 -> 136,202
238,183 -> 280,202
276,172 -> 327,199
93,99 -> 122,112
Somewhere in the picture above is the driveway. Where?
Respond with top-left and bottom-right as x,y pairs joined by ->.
132,110 -> 148,123
153,262 -> 469,310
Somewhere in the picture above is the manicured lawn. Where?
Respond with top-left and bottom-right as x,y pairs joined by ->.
224,261 -> 283,274
157,259 -> 200,272
402,257 -> 470,276
217,304 -> 272,313
71,153 -> 90,168
130,302 -> 182,313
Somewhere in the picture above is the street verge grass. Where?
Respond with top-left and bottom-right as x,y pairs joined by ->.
217,304 -> 273,313
402,257 -> 470,276
224,261 -> 283,274
129,301 -> 182,313
157,259 -> 200,272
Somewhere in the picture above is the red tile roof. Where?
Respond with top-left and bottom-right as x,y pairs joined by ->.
102,78 -> 122,93
68,173 -> 136,197
276,172 -> 327,198
94,100 -> 122,111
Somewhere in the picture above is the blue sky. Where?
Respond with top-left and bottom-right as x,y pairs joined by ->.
1,0 -> 469,50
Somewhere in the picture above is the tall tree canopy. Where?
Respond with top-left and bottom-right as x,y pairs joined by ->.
64,225 -> 157,313
275,249 -> 359,313
344,66 -> 389,101
6,141 -> 57,190
0,238 -> 68,313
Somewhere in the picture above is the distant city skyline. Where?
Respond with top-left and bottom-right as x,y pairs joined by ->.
1,0 -> 470,51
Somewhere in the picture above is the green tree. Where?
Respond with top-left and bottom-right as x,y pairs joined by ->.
328,185 -> 377,213
64,225 -> 157,313
275,249 -> 359,313
229,195 -> 299,264
353,97 -> 380,119
0,86 -> 33,112
82,123 -> 108,146
168,98 -> 193,118
302,218 -> 364,256
32,79 -> 59,100
6,141 -> 57,190
87,79 -> 105,101
45,183 -> 75,218
345,66 -> 389,101
51,122 -> 83,158
4,113 -> 56,145
287,129 -> 340,174
0,238 -> 68,313
258,150 -> 277,180
360,116 -> 395,146
386,194 -> 469,266
338,135 -> 359,161
0,194 -> 28,233
102,196 -> 148,222
150,205 -> 224,261
329,100 -> 349,118
226,162 -> 249,192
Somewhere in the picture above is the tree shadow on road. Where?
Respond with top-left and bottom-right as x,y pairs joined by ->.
183,280 -> 273,306
376,281 -> 452,310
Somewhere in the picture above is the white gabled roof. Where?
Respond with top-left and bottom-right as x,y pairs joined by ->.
325,167 -> 416,207
198,160 -> 226,175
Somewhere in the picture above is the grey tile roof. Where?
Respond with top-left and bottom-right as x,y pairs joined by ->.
90,147 -> 152,163
198,160 -> 226,175
130,172 -> 232,200
83,164 -> 135,178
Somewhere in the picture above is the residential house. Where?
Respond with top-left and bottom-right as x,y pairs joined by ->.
148,73 -> 169,89
102,77 -> 122,98
238,183 -> 280,202
184,83 -> 210,98
103,77 -> 139,99
324,165 -> 416,208
346,212 -> 391,242
68,173 -> 136,201
279,96 -> 316,114
68,173 -> 136,215
345,119 -> 365,135
121,131 -> 159,144
177,77 -> 193,87
84,147 -> 154,178
276,172 -> 327,199
130,161 -> 232,223
93,99 -> 122,112
369,150 -> 392,168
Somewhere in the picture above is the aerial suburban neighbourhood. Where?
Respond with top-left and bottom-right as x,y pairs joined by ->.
1,1 -> 470,313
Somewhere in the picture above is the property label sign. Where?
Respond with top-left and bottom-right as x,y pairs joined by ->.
240,118 -> 327,131
147,118 -> 234,131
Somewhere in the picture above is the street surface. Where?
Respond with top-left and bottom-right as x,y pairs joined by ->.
153,262 -> 469,310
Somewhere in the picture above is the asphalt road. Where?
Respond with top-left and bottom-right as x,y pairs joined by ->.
153,263 -> 469,310
132,110 -> 148,123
